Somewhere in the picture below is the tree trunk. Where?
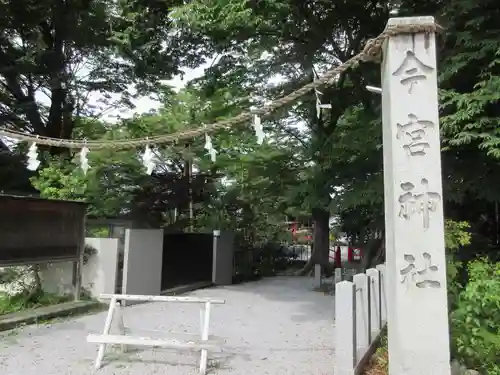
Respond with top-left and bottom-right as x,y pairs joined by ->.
296,208 -> 332,276
360,231 -> 385,271
183,143 -> 193,232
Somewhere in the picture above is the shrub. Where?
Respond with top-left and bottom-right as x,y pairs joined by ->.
0,290 -> 72,315
450,258 -> 500,375
365,334 -> 388,375
444,220 -> 471,309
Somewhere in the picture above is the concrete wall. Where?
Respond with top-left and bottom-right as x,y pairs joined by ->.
40,237 -> 119,300
122,229 -> 164,302
37,228 -> 232,302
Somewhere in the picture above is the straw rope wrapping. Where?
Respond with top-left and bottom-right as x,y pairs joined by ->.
0,22 -> 442,150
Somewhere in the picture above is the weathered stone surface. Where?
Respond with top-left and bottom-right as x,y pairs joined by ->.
381,16 -> 451,374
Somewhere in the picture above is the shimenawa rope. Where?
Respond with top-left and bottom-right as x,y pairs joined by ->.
0,22 -> 441,150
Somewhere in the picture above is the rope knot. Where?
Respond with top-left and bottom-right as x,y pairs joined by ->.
361,38 -> 384,62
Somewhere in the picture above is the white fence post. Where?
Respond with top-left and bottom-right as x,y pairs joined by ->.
353,273 -> 371,362
334,265 -> 388,374
376,264 -> 387,325
366,268 -> 381,336
334,281 -> 356,375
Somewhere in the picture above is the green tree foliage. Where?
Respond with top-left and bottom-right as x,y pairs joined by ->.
0,0 -> 207,193
170,3 -> 500,369
27,0 -> 500,271
2,4 -> 500,371
437,0 -> 500,158
170,0 -> 393,272
29,89 -> 222,222
0,0 -> 196,138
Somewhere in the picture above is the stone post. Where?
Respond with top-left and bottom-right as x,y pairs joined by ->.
314,264 -> 322,288
366,268 -> 381,336
212,230 -> 234,286
334,281 -> 356,375
353,273 -> 370,361
381,16 -> 451,374
376,264 -> 387,324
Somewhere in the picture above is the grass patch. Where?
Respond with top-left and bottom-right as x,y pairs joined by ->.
365,333 -> 388,375
0,290 -> 73,315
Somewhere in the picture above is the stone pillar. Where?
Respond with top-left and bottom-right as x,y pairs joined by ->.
314,264 -> 322,288
122,229 -> 164,305
85,238 -> 120,299
212,230 -> 234,286
353,273 -> 371,361
381,16 -> 451,374
376,264 -> 387,324
366,268 -> 381,336
334,281 -> 356,375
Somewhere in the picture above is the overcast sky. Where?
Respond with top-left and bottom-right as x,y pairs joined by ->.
96,62 -> 213,122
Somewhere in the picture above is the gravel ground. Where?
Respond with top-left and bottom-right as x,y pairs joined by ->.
0,277 -> 335,375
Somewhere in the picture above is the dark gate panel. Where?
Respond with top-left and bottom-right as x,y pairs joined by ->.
161,233 -> 213,290
0,195 -> 86,266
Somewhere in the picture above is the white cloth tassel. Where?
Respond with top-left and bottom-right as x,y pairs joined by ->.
253,114 -> 264,145
204,133 -> 212,151
315,90 -> 331,119
313,69 -> 331,118
26,142 -> 40,171
204,133 -> 217,163
209,148 -> 217,162
141,145 -> 156,175
79,146 -> 90,175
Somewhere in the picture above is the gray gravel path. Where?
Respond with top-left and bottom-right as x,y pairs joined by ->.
0,277 -> 335,375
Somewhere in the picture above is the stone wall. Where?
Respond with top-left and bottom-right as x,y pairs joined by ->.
40,237 -> 119,300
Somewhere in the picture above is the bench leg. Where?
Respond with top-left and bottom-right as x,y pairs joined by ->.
94,297 -> 117,370
115,302 -> 128,353
199,301 -> 211,374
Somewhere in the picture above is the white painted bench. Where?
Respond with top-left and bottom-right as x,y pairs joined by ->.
87,293 -> 226,374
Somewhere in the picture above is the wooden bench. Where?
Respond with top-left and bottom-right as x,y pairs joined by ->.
87,294 -> 226,374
